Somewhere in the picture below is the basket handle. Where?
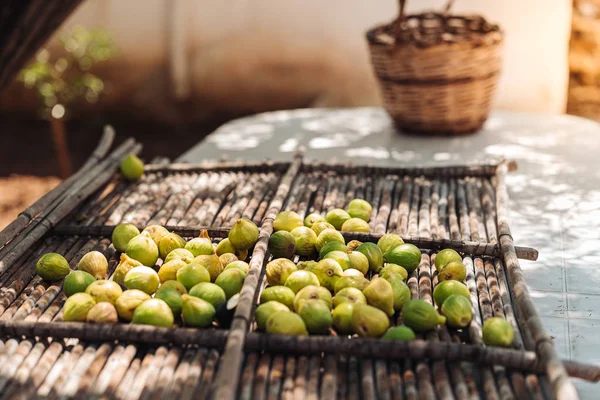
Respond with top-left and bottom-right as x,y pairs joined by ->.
395,0 -> 455,37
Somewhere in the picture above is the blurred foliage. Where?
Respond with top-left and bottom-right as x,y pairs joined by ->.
18,26 -> 117,120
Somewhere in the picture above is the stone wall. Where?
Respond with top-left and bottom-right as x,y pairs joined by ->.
569,0 -> 600,120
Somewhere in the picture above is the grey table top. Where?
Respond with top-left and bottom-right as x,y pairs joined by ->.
179,107 -> 600,396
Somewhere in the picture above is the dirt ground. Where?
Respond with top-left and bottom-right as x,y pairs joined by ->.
0,175 -> 61,230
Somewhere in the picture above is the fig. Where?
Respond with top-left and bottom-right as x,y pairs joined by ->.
177,263 -> 211,291
342,268 -> 364,277
380,264 -> 409,281
324,250 -> 351,271
63,271 -> 95,297
126,231 -> 159,267
266,258 -> 297,286
315,229 -> 345,252
441,294 -> 472,328
120,153 -> 144,181
112,223 -> 140,252
228,218 -> 259,250
36,253 -> 70,282
181,294 -> 215,328
143,225 -> 170,246
290,226 -> 317,256
347,199 -> 372,222
63,293 -> 96,322
297,300 -> 332,334
164,248 -> 195,264
319,241 -> 348,259
219,253 -> 239,267
382,326 -> 416,341
260,286 -> 296,310
189,282 -> 227,309
347,251 -> 369,275
112,253 -> 143,285
158,259 -> 187,283
158,232 -> 186,260
304,213 -> 325,228
273,211 -> 303,232
482,317 -> 515,347
334,275 -> 370,294
388,278 -> 411,311
268,231 -> 296,259
132,298 -> 174,327
185,238 -> 214,258
115,289 -> 151,320
215,238 -> 236,256
341,218 -> 371,233
255,301 -> 290,331
383,244 -> 421,273
266,311 -> 308,336
311,221 -> 336,236
346,240 -> 363,251
306,259 -> 343,292
124,266 -> 160,295
325,208 -> 351,230
215,268 -> 246,299
296,260 -> 318,271
224,260 -> 249,275
285,270 -> 320,293
363,278 -> 395,316
155,287 -> 184,316
332,302 -> 355,335
377,234 -> 404,254
86,302 -> 118,324
193,254 -> 224,282
293,285 -> 332,311
438,261 -> 467,282
433,280 -> 470,307
333,287 -> 367,307
434,249 -> 462,272
351,304 -> 389,338
160,280 -> 188,294
356,242 -> 384,273
85,280 -> 123,305
402,299 -> 446,332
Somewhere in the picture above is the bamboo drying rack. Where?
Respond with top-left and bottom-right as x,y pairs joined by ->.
0,134 -> 595,399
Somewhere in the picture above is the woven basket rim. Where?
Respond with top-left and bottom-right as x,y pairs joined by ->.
366,12 -> 503,49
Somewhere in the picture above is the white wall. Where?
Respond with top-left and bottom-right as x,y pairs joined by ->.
1,0 -> 572,119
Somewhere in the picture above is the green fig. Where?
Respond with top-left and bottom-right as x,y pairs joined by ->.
482,317 -> 515,347
112,253 -> 143,285
260,286 -> 296,310
363,278 -> 395,316
224,260 -> 249,275
333,287 -> 367,308
185,237 -> 214,257
402,299 -> 446,332
438,261 -> 467,282
434,249 -> 462,272
142,225 -> 169,246
334,275 -> 370,294
266,258 -> 297,286
332,302 -> 356,335
346,199 -> 372,222
164,248 -> 195,264
290,226 -> 317,256
115,289 -> 151,321
341,218 -> 371,233
380,264 -> 409,281
315,229 -> 345,252
120,153 -> 144,181
111,223 -> 140,252
297,300 -> 332,334
319,241 -> 349,259
215,268 -> 246,299
63,271 -> 95,297
441,294 -> 472,328
325,208 -> 351,230
255,301 -> 290,331
158,259 -> 187,283
126,231 -> 159,267
86,302 -> 118,324
192,254 -> 224,282
304,213 -> 325,228
273,211 -> 303,232
433,280 -> 470,307
356,242 -> 384,273
377,234 -> 404,254
132,298 -> 174,327
158,232 -> 186,260
382,326 -> 416,341
296,260 -> 318,270
63,293 -> 95,322
342,268 -> 364,277
124,266 -> 160,295
189,282 -> 227,309
293,285 -> 332,311
181,294 -> 215,328
155,287 -> 184,316
228,218 -> 259,250
177,263 -> 211,290
383,244 -> 421,273
160,280 -> 187,294
388,278 -> 411,311
266,311 -> 308,336
306,259 -> 343,292
351,304 -> 390,338
284,270 -> 320,293
324,251 -> 351,271
268,231 -> 296,259
85,280 -> 123,305
347,251 -> 369,275
215,238 -> 236,256
36,253 -> 70,282
311,221 -> 336,236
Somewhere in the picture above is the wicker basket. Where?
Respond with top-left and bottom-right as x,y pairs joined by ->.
366,0 -> 504,135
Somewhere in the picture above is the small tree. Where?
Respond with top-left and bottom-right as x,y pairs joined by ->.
18,26 -> 117,178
